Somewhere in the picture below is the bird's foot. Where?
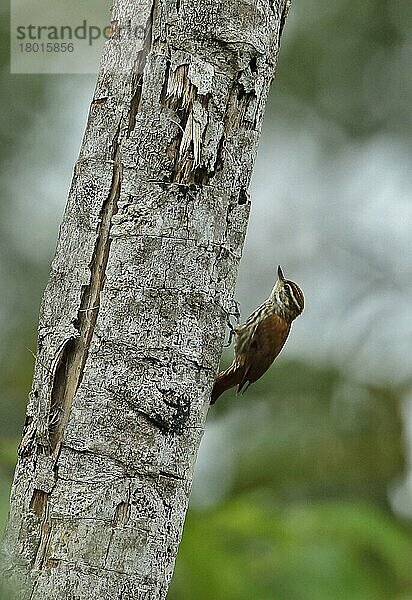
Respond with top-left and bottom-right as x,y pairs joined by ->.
222,300 -> 241,347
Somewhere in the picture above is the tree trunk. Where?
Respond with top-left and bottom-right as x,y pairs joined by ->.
1,0 -> 290,597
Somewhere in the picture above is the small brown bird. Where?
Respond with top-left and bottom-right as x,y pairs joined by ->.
211,265 -> 304,404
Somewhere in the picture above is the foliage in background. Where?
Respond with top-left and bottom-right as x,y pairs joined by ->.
168,361 -> 411,598
171,498 -> 412,600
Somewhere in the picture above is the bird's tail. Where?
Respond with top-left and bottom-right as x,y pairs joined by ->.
210,365 -> 242,404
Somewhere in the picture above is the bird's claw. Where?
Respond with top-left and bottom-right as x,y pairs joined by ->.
230,300 -> 241,325
223,327 -> 236,347
222,300 -> 241,347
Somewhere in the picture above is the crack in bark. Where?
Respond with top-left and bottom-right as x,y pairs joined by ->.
127,1 -> 156,136
238,187 -> 249,205
158,470 -> 183,481
223,76 -> 257,133
44,558 -> 60,569
32,500 -> 52,572
31,126 -> 123,573
112,501 -> 131,526
29,489 -> 49,517
49,127 -> 122,457
38,557 -> 156,579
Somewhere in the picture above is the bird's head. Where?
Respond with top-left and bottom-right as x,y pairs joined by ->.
272,265 -> 305,321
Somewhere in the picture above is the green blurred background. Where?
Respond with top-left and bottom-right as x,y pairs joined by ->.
1,0 -> 412,598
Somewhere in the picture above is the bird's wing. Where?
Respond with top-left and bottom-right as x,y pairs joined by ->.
237,313 -> 290,392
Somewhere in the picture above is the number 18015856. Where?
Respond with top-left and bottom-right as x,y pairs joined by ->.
19,42 -> 75,52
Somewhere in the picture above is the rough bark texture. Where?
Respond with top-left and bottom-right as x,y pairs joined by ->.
1,0 -> 290,597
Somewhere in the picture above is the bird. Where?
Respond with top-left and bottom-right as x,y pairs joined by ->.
211,265 -> 304,404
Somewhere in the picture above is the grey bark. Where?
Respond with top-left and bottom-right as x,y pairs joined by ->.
1,0 -> 290,598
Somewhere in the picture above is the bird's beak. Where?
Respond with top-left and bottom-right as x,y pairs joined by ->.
277,265 -> 285,281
